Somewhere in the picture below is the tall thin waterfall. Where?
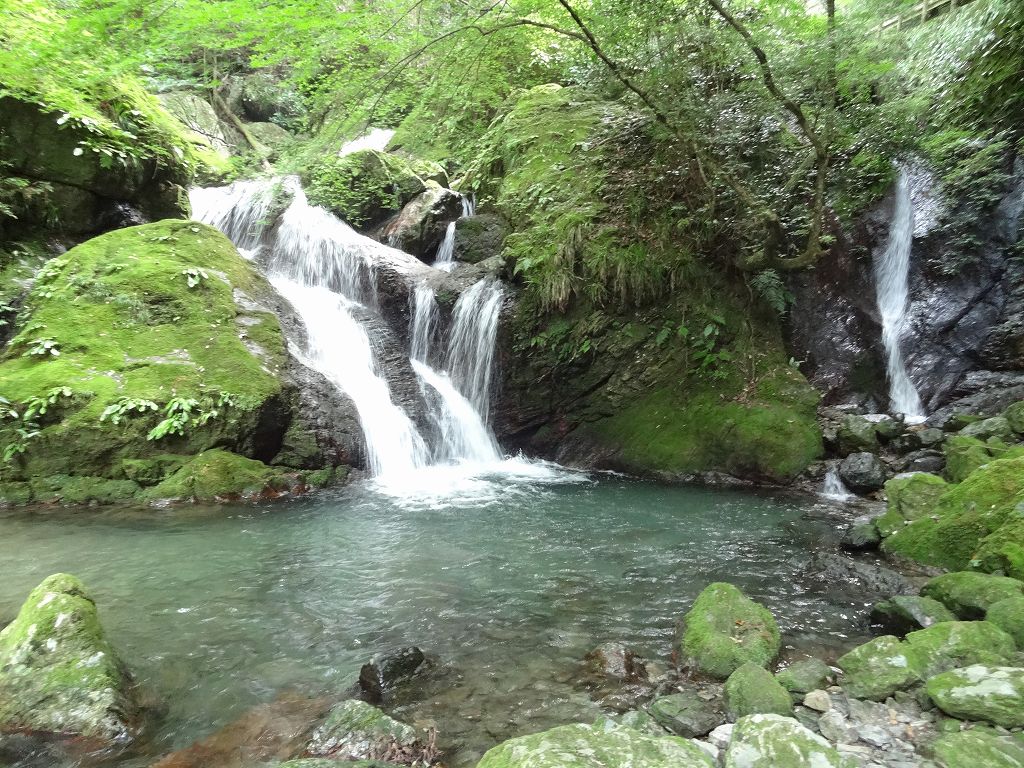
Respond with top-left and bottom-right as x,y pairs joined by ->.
410,283 -> 438,364
432,194 -> 475,273
447,278 -> 504,418
875,169 -> 924,419
191,177 -> 430,477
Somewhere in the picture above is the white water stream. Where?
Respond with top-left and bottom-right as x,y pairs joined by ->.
190,177 -> 547,495
432,194 -> 475,272
875,169 -> 925,420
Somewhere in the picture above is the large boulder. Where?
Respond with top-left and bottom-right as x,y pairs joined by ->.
985,596 -> 1024,647
676,583 -> 781,679
158,91 -> 236,159
838,452 -> 887,494
960,416 -> 1015,442
884,472 -> 950,524
0,574 -> 138,742
0,220 -> 332,505
475,722 -> 715,768
374,186 -> 462,259
926,665 -> 1024,728
835,635 -> 924,701
452,214 -> 509,264
723,714 -> 853,768
723,663 -> 792,720
930,728 -> 1024,768
837,414 -> 880,454
921,572 -> 1024,619
903,621 -> 1016,676
869,595 -> 956,635
304,149 -> 447,231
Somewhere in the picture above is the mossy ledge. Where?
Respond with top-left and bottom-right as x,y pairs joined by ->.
0,220 -> 343,505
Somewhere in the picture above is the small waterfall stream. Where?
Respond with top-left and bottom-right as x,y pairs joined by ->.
821,465 -> 854,501
191,176 -> 514,487
432,194 -> 474,272
875,168 -> 925,420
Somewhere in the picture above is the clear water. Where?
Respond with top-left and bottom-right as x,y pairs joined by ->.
0,476 -> 879,767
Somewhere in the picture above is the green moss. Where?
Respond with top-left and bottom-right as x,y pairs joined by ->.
884,457 -> 1024,571
303,149 -> 442,230
942,435 -> 1024,483
724,663 -> 793,719
903,621 -> 1016,676
0,221 -> 287,487
29,475 -> 140,504
921,572 -> 1024,620
885,472 -> 950,523
724,714 -> 853,768
973,516 -> 1024,579
835,636 -> 925,701
144,450 -> 296,502
775,658 -> 831,695
927,665 -> 1024,729
985,597 -> 1024,648
931,729 -> 1024,768
677,583 -> 781,679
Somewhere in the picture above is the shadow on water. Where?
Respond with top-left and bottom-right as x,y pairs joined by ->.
0,472 -> 887,767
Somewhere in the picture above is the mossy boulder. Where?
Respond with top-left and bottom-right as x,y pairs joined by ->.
884,457 -> 1024,572
1004,402 -> 1024,435
960,416 -> 1014,442
0,574 -> 137,742
775,658 -> 832,695
453,214 -> 509,264
942,435 -> 1024,484
904,621 -> 1016,676
724,663 -> 792,720
304,149 -> 447,231
143,449 -> 301,502
921,572 -> 1024,620
374,185 -> 462,259
930,727 -> 1024,767
837,414 -> 880,455
304,699 -> 421,760
926,665 -> 1024,728
835,635 -> 925,701
884,472 -> 950,525
973,516 -> 1024,580
677,583 -> 781,679
869,595 -> 956,635
985,597 -> 1024,648
475,722 -> 715,768
723,714 -> 854,768
0,220 -> 302,504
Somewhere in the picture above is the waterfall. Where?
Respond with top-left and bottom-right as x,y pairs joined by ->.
339,128 -> 395,157
875,169 -> 924,420
432,193 -> 475,273
188,179 -> 276,253
410,283 -> 438,363
413,360 -> 502,463
191,177 -> 430,477
821,466 -> 853,501
447,278 -> 504,418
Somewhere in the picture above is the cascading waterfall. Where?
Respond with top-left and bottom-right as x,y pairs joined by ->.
432,194 -> 475,273
192,176 -> 513,484
191,177 -> 430,477
875,168 -> 925,420
821,465 -> 854,501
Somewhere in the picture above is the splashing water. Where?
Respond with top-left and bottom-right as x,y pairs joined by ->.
188,179 -> 276,253
447,278 -> 504,417
821,465 -> 854,501
409,283 -> 438,363
875,169 -> 925,420
413,359 -> 502,464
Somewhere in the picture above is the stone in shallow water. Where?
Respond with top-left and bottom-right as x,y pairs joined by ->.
839,452 -> 888,494
723,663 -> 793,720
359,646 -> 426,703
870,595 -> 956,635
0,573 -> 138,744
926,665 -> 1024,728
677,582 -> 780,679
475,722 -> 715,768
647,692 -> 724,737
723,714 -> 854,768
584,642 -> 648,682
776,658 -> 832,695
835,635 -> 924,701
921,572 -> 1024,620
304,699 -> 424,761
930,728 -> 1024,768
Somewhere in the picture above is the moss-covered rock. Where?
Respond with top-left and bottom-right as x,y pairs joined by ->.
452,214 -> 509,264
0,574 -> 137,742
0,220 -> 305,504
304,699 -> 421,760
677,583 -> 781,678
723,714 -> 854,768
973,516 -> 1024,580
904,621 -> 1016,676
985,597 -> 1024,649
921,572 -> 1024,620
837,414 -> 880,455
930,727 -> 1024,767
724,663 -> 792,720
884,472 -> 950,526
143,449 -> 300,502
884,457 -> 1024,572
835,635 -> 925,701
775,658 -> 832,695
475,722 -> 715,768
960,417 -> 1015,442
942,435 -> 1024,484
927,665 -> 1024,728
304,149 -> 446,231
869,595 -> 956,635
1004,402 -> 1024,435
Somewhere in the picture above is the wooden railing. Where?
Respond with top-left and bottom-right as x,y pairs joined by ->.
873,0 -> 976,33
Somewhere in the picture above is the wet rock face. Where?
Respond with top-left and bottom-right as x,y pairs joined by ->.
374,187 -> 462,259
838,452 -> 888,493
787,159 -> 1024,414
0,574 -> 138,744
359,646 -> 427,704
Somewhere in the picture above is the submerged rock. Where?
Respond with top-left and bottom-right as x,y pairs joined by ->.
584,642 -> 648,682
676,583 -> 781,678
723,663 -> 792,720
475,722 -> 715,768
0,574 -> 138,743
723,714 -> 852,768
926,665 -> 1024,728
359,646 -> 426,703
869,595 -> 956,635
921,572 -> 1024,620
